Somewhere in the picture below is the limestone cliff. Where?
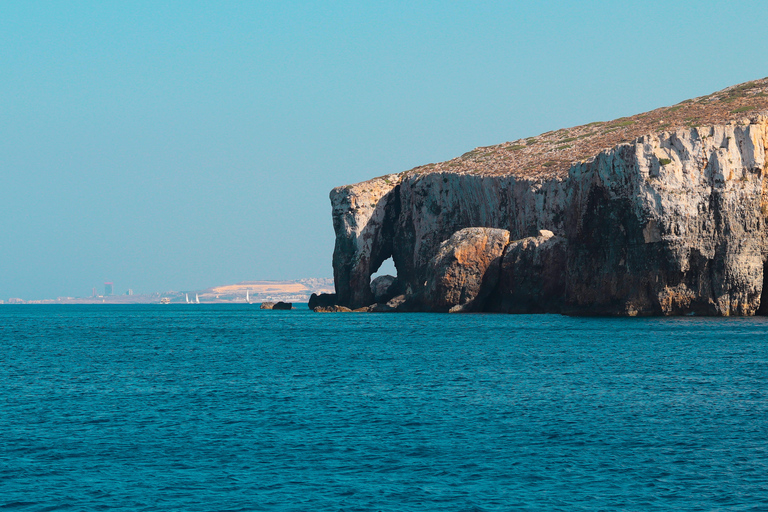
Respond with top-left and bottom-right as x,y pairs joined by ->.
328,78 -> 768,315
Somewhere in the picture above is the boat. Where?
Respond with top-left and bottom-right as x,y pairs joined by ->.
160,298 -> 170,304
246,289 -> 250,304
185,293 -> 190,304
195,293 -> 200,304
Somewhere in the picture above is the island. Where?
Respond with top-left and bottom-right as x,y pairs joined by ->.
317,78 -> 768,316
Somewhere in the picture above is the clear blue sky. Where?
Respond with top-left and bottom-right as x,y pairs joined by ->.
2,0 -> 767,299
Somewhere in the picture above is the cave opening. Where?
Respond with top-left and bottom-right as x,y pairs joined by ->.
371,257 -> 397,280
758,260 -> 768,315
369,256 -> 400,304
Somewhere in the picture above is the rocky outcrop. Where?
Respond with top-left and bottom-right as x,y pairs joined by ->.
273,302 -> 293,310
421,228 -> 510,312
331,174 -> 402,308
489,230 -> 568,313
308,293 -> 336,310
314,305 -> 353,313
370,275 -> 399,303
327,80 -> 768,316
370,294 -> 408,312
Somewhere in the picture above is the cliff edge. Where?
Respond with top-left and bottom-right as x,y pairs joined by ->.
328,78 -> 768,315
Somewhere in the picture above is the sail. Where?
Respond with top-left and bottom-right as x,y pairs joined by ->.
186,293 -> 189,304
195,294 -> 200,304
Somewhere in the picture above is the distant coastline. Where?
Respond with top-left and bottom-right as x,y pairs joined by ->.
3,278 -> 334,305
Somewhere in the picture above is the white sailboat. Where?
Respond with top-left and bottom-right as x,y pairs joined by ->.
246,289 -> 250,304
186,293 -> 190,304
195,293 -> 200,304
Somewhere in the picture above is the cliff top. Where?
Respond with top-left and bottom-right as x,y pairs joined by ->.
406,77 -> 768,180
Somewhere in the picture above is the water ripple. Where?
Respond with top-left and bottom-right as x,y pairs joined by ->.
1,306 -> 767,510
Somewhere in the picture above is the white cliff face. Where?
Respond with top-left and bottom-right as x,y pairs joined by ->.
571,117 -> 767,244
563,118 -> 768,315
330,117 -> 768,314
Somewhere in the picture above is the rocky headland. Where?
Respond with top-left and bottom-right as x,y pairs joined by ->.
321,78 -> 768,316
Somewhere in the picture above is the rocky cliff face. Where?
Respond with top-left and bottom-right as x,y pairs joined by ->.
330,174 -> 402,307
328,80 -> 768,316
423,227 -> 510,312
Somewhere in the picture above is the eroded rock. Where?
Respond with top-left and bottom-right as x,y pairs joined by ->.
308,293 -> 337,310
330,174 -> 402,309
421,228 -> 510,312
371,294 -> 408,312
490,230 -> 567,313
313,305 -> 353,313
370,275 -> 399,304
327,85 -> 768,316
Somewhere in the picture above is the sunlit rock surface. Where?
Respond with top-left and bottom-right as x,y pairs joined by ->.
328,80 -> 768,315
422,227 -> 510,312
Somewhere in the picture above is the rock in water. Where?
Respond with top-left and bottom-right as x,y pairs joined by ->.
422,228 -> 510,312
308,293 -> 337,310
260,301 -> 292,310
313,305 -> 353,313
327,78 -> 768,315
371,294 -> 408,312
370,275 -> 399,304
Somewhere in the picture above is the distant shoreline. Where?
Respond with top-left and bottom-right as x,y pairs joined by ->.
3,279 -> 333,305
1,301 -> 310,306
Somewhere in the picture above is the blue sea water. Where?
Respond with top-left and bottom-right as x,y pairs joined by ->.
1,305 -> 767,511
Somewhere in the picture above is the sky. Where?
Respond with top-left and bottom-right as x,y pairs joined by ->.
3,0 -> 768,299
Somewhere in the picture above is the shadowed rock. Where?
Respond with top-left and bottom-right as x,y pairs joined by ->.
308,293 -> 337,310
490,230 -> 568,313
370,275 -> 399,304
371,294 -> 408,312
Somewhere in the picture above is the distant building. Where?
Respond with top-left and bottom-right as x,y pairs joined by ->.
8,298 -> 25,304
92,287 -> 97,297
104,282 -> 113,296
126,289 -> 133,296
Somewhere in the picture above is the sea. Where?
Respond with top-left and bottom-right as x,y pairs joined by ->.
2,305 -> 767,511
